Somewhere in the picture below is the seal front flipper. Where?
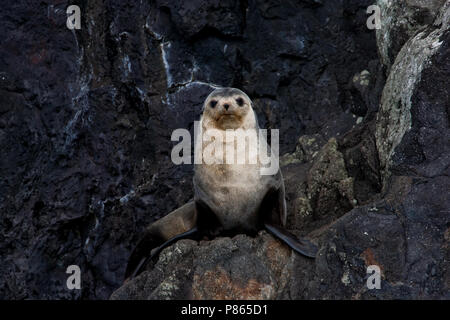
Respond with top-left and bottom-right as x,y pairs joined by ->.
264,222 -> 318,258
127,226 -> 199,280
124,201 -> 197,281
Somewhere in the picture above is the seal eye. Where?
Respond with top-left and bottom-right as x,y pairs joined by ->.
210,100 -> 217,108
236,97 -> 244,107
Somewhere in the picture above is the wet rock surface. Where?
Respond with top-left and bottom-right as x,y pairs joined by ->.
0,0 -> 448,300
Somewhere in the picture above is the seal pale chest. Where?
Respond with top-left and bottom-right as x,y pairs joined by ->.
194,106 -> 270,232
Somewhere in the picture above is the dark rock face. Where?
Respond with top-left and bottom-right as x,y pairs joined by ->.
0,0 -> 447,300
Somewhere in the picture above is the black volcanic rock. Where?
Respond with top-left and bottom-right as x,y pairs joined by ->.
1,0 -> 448,300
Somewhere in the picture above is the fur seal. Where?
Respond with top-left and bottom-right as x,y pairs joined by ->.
125,88 -> 317,280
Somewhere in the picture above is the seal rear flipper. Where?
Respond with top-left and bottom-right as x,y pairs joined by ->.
264,222 -> 318,258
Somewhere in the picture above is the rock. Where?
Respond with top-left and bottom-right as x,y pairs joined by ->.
280,134 -> 325,166
282,129 -> 381,235
376,1 -> 450,185
376,0 -> 447,72
338,120 -> 382,205
110,232 -> 293,300
306,138 -> 356,222
156,0 -> 245,38
112,173 -> 450,299
282,137 -> 358,234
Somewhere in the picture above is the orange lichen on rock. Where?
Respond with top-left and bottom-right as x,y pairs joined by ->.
192,267 -> 274,300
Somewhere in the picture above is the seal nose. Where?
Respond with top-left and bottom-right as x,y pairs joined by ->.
223,104 -> 230,110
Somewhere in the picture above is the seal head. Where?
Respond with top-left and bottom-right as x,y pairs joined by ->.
202,88 -> 255,131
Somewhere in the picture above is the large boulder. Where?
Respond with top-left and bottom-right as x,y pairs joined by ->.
110,233 -> 293,300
